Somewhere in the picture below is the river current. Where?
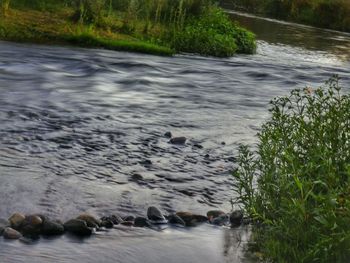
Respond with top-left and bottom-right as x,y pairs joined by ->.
0,12 -> 349,263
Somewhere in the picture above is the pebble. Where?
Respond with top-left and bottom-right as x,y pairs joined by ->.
164,131 -> 172,138
169,137 -> 187,145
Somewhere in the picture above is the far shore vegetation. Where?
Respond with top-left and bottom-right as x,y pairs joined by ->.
0,0 -> 256,57
233,76 -> 350,262
223,0 -> 350,32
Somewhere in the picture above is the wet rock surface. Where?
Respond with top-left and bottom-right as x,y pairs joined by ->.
0,207 -> 245,242
3,227 -> 22,240
64,219 -> 93,236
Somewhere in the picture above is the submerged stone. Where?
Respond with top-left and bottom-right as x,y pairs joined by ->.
167,214 -> 186,227
3,227 -> 22,240
41,220 -> 65,236
64,219 -> 93,236
147,206 -> 166,223
230,210 -> 244,227
164,131 -> 172,138
134,217 -> 151,227
169,137 -> 187,145
176,212 -> 208,227
207,210 -> 225,220
76,213 -> 101,228
211,214 -> 230,226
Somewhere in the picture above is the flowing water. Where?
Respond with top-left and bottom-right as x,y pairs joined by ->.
0,11 -> 350,263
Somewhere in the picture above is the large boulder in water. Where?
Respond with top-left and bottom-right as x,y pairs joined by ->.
64,219 -> 93,236
21,215 -> 44,237
167,214 -> 186,227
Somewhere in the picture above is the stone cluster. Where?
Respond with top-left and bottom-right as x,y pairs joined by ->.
0,208 -> 245,242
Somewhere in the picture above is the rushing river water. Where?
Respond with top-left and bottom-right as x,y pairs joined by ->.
1,11 -> 350,263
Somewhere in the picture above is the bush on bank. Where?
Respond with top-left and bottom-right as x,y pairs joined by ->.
233,76 -> 350,262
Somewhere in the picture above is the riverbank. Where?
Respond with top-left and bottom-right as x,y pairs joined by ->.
220,0 -> 350,33
0,1 -> 256,57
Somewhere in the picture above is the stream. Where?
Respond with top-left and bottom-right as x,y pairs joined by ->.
0,11 -> 349,263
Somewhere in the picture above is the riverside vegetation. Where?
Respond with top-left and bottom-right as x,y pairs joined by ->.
232,77 -> 350,262
224,0 -> 350,32
0,0 -> 256,56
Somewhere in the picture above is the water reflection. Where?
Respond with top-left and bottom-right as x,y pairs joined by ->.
228,10 -> 350,62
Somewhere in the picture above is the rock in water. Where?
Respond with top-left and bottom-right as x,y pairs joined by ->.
21,215 -> 44,237
100,219 -> 114,229
76,213 -> 101,228
8,213 -> 25,230
147,207 -> 167,223
101,215 -> 123,225
176,212 -> 208,227
167,214 -> 186,227
164,131 -> 172,138
3,227 -> 22,240
0,218 -> 10,235
230,210 -> 244,227
169,137 -> 186,145
207,210 -> 225,220
41,220 -> 65,236
134,217 -> 151,227
64,219 -> 93,236
211,214 -> 230,226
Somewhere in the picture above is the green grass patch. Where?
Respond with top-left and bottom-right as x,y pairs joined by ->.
232,76 -> 350,262
65,33 -> 174,56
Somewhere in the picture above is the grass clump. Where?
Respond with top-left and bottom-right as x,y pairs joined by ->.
232,76 -> 350,262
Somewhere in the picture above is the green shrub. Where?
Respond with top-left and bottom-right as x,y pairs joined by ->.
172,7 -> 255,56
233,76 -> 350,262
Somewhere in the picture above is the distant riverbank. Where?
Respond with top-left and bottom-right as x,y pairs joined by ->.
0,0 -> 256,57
220,0 -> 350,33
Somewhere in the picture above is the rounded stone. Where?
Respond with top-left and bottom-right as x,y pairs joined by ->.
41,220 -> 65,236
64,219 -> 93,236
24,215 -> 43,227
168,214 -> 186,227
3,227 -> 22,240
76,213 -> 101,228
100,220 -> 114,229
147,206 -> 166,222
230,210 -> 244,227
164,131 -> 172,138
176,212 -> 207,227
211,214 -> 230,226
8,213 -> 25,230
207,210 -> 226,220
